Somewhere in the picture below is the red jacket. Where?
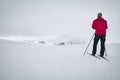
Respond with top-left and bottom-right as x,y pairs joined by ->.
92,18 -> 108,36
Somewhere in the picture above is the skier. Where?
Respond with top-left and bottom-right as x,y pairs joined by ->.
92,13 -> 108,57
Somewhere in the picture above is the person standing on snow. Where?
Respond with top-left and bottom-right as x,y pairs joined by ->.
92,13 -> 108,57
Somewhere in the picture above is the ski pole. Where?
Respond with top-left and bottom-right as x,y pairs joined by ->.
83,34 -> 94,56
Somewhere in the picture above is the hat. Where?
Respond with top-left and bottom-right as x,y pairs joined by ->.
97,13 -> 102,18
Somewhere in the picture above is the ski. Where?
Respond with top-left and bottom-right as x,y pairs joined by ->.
96,54 -> 109,61
101,57 -> 109,61
87,52 -> 101,59
87,52 -> 109,61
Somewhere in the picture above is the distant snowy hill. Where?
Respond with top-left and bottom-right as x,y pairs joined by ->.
48,36 -> 85,45
0,36 -> 85,45
0,39 -> 25,45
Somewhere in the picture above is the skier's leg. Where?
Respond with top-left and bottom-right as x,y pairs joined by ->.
92,35 -> 99,55
100,36 -> 106,57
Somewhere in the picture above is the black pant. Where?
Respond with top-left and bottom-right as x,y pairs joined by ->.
92,35 -> 106,57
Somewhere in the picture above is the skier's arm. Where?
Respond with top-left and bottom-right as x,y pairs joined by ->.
105,20 -> 108,29
92,20 -> 96,29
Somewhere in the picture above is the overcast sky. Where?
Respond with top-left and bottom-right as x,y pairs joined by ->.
0,0 -> 120,43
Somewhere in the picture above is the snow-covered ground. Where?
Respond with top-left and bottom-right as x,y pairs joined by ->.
0,39 -> 120,80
